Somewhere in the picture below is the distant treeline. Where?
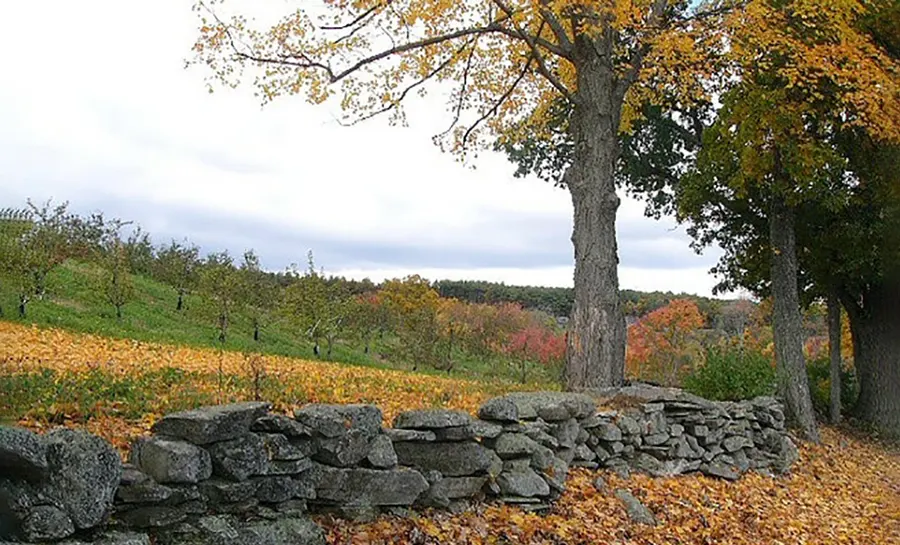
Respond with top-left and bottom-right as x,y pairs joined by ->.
433,279 -> 735,325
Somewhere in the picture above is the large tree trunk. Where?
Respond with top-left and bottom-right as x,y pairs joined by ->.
563,42 -> 626,390
769,196 -> 819,442
844,284 -> 900,437
827,289 -> 842,424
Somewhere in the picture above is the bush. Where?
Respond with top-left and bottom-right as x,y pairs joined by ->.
806,356 -> 859,418
684,346 -> 777,401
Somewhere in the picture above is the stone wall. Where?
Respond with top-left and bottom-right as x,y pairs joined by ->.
0,387 -> 798,544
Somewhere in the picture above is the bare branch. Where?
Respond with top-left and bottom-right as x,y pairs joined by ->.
438,40 -> 480,139
460,56 -> 534,148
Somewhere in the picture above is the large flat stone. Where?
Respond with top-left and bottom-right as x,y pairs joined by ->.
393,442 -> 493,477
152,402 -> 271,445
310,465 -> 428,506
392,409 -> 472,430
294,405 -> 382,438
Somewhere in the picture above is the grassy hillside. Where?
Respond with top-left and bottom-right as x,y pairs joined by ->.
0,261 -> 556,384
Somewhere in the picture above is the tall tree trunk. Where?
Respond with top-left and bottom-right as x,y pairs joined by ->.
563,42 -> 626,390
827,288 -> 842,424
769,196 -> 819,442
843,284 -> 900,437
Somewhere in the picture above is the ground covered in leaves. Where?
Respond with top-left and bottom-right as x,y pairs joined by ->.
322,428 -> 899,544
1,321 -> 898,544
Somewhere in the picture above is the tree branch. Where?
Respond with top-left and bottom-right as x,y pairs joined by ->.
490,0 -> 574,101
538,0 -> 574,54
459,55 -> 534,148
319,2 -> 387,31
342,38 -> 476,126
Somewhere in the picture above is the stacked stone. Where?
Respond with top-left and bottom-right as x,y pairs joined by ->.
0,426 -> 134,544
584,387 -> 799,481
388,409 -> 496,513
294,404 -> 428,520
117,402 -> 326,544
476,392 -> 597,511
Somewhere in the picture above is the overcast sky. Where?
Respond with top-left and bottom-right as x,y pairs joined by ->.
0,1 -> 729,297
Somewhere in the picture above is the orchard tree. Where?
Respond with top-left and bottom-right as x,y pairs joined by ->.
199,250 -> 243,343
191,0 -> 730,390
239,249 -> 279,342
97,219 -> 135,320
155,239 -> 201,311
379,275 -> 445,370
281,251 -> 347,357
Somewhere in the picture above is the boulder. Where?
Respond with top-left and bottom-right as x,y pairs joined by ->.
593,423 -> 623,442
472,420 -> 503,439
615,415 -> 642,436
199,479 -> 259,504
21,505 -> 75,542
550,418 -> 581,449
260,434 -> 307,461
44,429 -> 122,530
477,398 -> 519,422
701,460 -> 740,481
772,436 -> 799,474
392,409 -> 471,430
365,435 -> 397,469
430,476 -> 488,500
255,476 -> 299,503
152,402 -> 271,445
488,433 -> 541,459
116,479 -> 175,504
207,434 -> 268,482
393,441 -> 493,477
723,435 -> 754,453
433,426 -> 476,442
310,465 -> 428,506
614,489 -> 657,526
314,429 -> 372,467
294,404 -> 381,438
131,437 -> 212,485
252,415 -> 312,437
496,469 -> 550,498
0,427 -> 47,481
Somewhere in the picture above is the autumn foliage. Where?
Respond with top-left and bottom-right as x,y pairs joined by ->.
626,299 -> 705,386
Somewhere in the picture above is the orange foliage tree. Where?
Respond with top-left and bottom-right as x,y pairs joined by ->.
626,299 -> 705,386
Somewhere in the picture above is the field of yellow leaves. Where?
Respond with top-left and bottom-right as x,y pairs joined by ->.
0,321 -> 546,452
1,320 -> 898,544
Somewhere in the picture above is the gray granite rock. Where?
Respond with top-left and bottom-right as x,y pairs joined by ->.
152,402 -> 271,445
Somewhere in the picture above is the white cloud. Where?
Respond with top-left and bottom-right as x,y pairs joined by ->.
0,0 -> 727,297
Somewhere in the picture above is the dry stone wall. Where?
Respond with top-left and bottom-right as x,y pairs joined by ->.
0,387 -> 798,544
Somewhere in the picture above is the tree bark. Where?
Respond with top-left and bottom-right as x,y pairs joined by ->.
769,195 -> 819,442
843,283 -> 900,438
563,40 -> 626,390
827,288 -> 842,424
